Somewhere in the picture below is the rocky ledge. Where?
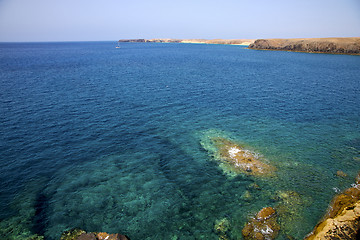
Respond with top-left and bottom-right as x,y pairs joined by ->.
304,173 -> 360,239
248,37 -> 360,55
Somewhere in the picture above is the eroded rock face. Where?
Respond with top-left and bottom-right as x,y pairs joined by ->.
304,174 -> 360,239
203,137 -> 276,177
242,207 -> 280,240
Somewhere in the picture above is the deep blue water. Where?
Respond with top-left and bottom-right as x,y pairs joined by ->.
0,41 -> 360,239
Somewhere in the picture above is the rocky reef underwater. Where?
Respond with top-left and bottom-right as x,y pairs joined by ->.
1,129 -> 360,240
200,129 -> 360,240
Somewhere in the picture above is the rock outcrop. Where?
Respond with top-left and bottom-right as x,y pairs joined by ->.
248,37 -> 360,55
60,229 -> 129,240
242,207 -> 280,240
304,173 -> 360,239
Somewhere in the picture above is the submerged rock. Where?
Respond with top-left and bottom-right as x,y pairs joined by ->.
242,207 -> 280,240
0,182 -> 46,240
201,136 -> 276,177
273,190 -> 307,238
241,190 -> 253,202
214,218 -> 231,240
60,229 -> 86,240
60,229 -> 129,240
304,173 -> 360,239
336,170 -> 347,178
247,183 -> 261,191
96,232 -> 128,240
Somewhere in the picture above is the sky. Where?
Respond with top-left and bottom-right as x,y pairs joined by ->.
0,0 -> 359,42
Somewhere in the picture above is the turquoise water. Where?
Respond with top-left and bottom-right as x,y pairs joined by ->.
0,42 -> 360,239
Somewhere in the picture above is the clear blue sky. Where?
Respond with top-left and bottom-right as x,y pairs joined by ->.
0,0 -> 359,42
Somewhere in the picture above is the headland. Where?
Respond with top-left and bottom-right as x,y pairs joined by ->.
248,37 -> 360,55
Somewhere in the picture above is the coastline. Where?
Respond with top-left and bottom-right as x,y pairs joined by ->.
245,47 -> 360,56
117,38 -> 255,46
118,37 -> 360,55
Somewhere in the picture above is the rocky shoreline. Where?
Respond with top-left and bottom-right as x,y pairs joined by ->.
304,173 -> 360,239
248,37 -> 360,55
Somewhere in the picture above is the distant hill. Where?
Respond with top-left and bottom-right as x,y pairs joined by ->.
248,37 -> 360,55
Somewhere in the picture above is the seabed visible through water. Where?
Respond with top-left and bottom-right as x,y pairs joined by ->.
0,42 -> 360,239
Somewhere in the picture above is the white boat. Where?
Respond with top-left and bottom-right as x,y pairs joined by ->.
115,42 -> 120,48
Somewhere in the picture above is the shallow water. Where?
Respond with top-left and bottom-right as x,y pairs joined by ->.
0,42 -> 360,239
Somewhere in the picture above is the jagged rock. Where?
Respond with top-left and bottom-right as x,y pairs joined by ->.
242,207 -> 280,240
304,173 -> 360,239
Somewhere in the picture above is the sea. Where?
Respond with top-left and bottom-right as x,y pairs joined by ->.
0,41 -> 360,240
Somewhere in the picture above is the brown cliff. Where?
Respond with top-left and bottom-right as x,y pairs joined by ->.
248,37 -> 360,55
304,173 -> 360,239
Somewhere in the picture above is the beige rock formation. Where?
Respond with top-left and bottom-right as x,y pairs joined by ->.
304,174 -> 360,239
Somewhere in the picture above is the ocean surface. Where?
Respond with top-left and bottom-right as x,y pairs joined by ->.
0,41 -> 360,240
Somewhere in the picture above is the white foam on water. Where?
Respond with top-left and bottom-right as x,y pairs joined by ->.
228,147 -> 241,158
